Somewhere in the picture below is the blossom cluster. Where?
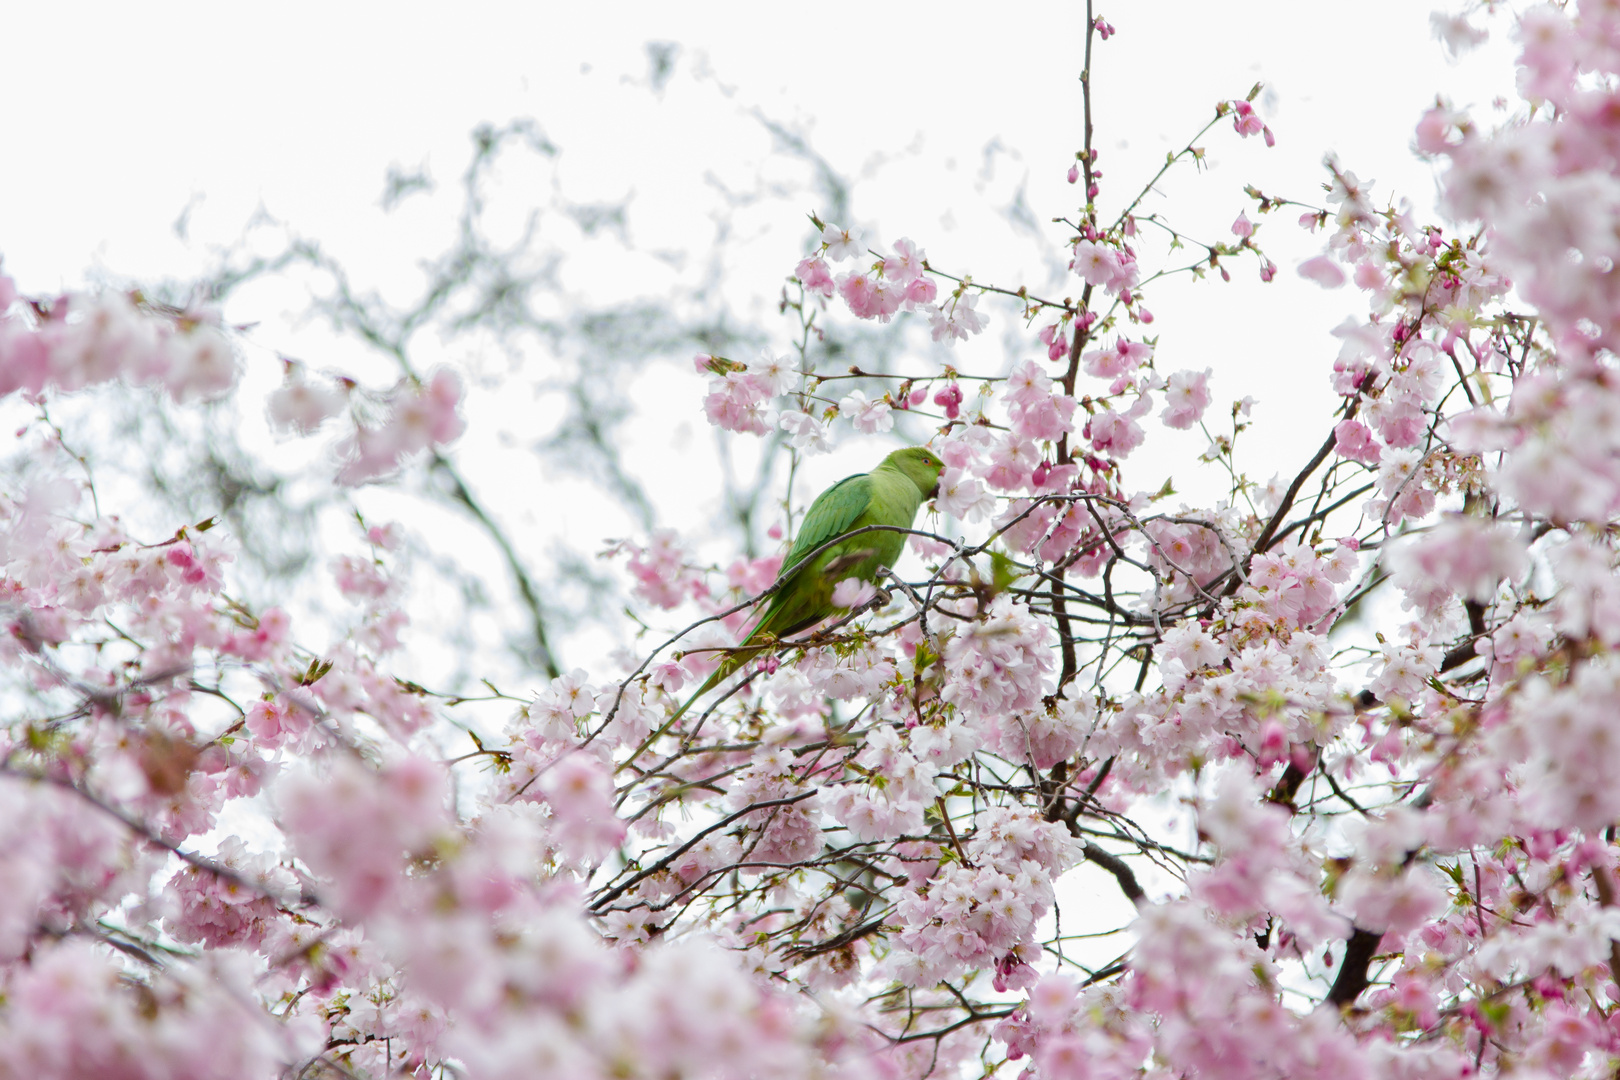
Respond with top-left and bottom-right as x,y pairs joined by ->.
0,284 -> 238,402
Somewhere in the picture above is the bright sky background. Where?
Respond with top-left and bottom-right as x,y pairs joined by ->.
0,0 -> 1515,520
0,0 -> 1522,971
1,1 -> 1511,292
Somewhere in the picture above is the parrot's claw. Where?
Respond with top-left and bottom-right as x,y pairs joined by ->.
871,586 -> 893,608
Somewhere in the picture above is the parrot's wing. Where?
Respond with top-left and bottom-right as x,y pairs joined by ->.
781,473 -> 871,577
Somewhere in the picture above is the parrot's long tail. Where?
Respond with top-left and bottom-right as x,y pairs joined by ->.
667,634 -> 766,725
665,667 -> 722,731
627,631 -> 771,762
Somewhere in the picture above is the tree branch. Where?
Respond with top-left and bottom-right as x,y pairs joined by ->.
1326,926 -> 1382,1008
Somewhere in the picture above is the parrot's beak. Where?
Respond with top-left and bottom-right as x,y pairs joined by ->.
928,480 -> 940,500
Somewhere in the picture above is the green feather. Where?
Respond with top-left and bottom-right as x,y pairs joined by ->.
660,445 -> 944,733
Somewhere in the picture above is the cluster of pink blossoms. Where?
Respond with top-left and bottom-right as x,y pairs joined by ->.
887,808 -> 1081,988
0,342 -> 894,1079
0,282 -> 238,402
797,225 -> 991,344
329,368 -> 467,485
0,273 -> 467,489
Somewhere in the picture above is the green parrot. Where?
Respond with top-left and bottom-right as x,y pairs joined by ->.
667,444 -> 945,726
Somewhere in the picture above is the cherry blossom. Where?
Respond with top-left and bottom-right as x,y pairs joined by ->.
266,366 -> 347,434
840,388 -> 894,433
1160,367 -> 1212,429
778,409 -> 832,453
820,222 -> 863,261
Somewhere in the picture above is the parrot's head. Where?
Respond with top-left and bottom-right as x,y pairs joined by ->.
885,446 -> 946,500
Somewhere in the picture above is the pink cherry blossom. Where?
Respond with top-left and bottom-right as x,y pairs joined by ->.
704,370 -> 772,435
1160,368 -> 1212,429
1298,255 -> 1346,287
830,577 -> 877,609
1072,239 -> 1119,286
794,256 -> 835,298
936,468 -> 997,522
840,389 -> 894,433
882,238 -> 926,284
1333,418 -> 1383,464
1088,404 -> 1146,457
267,370 -> 346,434
778,409 -> 832,453
929,291 -> 988,341
820,222 -> 863,261
1082,337 -> 1151,379
1231,99 -> 1265,138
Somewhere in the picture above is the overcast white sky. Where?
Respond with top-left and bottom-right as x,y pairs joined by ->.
1,2 -> 1509,284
